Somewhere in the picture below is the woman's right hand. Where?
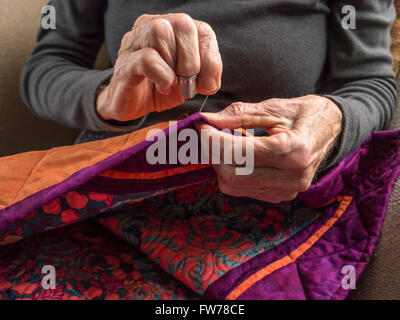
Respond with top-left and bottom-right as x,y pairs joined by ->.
96,13 -> 223,122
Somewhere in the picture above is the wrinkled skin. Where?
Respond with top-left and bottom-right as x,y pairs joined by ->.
196,95 -> 343,203
95,13 -> 343,204
96,13 -> 223,121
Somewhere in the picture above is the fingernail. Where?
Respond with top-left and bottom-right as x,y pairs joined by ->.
202,78 -> 218,93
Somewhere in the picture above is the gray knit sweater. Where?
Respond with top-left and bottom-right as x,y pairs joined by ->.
20,0 -> 397,168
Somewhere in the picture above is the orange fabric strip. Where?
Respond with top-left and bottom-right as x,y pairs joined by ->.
100,164 -> 211,180
0,122 -> 171,209
225,196 -> 353,300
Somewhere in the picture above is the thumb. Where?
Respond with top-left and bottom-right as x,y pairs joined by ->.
200,102 -> 288,130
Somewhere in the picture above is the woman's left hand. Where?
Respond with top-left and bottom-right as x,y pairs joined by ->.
195,95 -> 343,203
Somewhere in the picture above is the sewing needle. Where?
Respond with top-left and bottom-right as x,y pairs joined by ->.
198,95 -> 209,113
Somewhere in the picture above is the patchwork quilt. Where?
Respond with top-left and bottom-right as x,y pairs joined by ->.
0,113 -> 399,300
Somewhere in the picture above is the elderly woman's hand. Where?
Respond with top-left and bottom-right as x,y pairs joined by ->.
196,95 -> 343,203
96,13 -> 223,122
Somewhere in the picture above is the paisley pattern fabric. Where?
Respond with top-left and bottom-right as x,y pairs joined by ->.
97,178 -> 320,294
0,221 -> 199,300
0,178 -> 320,299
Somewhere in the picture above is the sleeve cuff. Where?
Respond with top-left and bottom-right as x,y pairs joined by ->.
320,95 -> 355,170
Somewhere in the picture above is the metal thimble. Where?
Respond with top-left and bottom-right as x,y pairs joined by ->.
177,75 -> 198,99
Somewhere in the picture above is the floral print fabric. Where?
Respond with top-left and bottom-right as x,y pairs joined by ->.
0,178 -> 320,299
0,221 -> 199,300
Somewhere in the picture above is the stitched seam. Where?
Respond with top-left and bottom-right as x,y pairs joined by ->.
295,262 -> 309,300
120,134 -> 133,150
12,151 -> 49,203
10,146 -> 120,205
78,146 -> 114,154
224,197 -> 352,300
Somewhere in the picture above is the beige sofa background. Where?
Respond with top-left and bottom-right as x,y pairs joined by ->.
0,0 -> 399,299
0,0 -> 108,157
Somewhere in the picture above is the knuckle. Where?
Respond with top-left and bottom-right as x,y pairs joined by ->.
120,32 -> 134,53
121,33 -> 130,46
140,47 -> 159,65
265,98 -> 282,108
173,13 -> 196,35
174,13 -> 193,24
226,102 -> 246,116
197,22 -> 215,39
113,66 -> 125,80
268,98 -> 280,104
294,141 -> 314,169
299,140 -> 313,157
135,14 -> 152,26
271,133 -> 291,155
254,142 -> 271,157
150,18 -> 173,41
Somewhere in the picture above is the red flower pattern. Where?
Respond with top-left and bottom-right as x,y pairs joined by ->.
42,198 -> 62,215
61,209 -> 80,224
0,176 -> 321,299
65,191 -> 88,210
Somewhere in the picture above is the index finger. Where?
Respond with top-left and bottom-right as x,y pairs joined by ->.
201,110 -> 289,130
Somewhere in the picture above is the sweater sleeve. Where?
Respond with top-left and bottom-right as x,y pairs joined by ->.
20,0 -> 143,131
321,0 -> 398,168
